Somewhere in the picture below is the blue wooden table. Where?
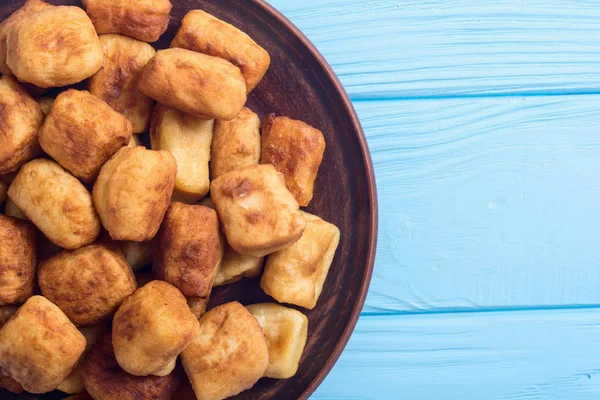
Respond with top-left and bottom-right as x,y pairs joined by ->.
268,0 -> 600,398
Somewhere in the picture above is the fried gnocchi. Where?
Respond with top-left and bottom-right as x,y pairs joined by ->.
0,0 -> 52,76
112,281 -> 198,377
186,297 -> 209,320
4,198 -> 26,220
82,332 -> 181,400
211,164 -> 306,257
154,203 -> 223,298
0,296 -> 86,393
6,6 -> 103,88
246,303 -> 309,379
0,76 -> 44,175
8,159 -> 101,249
82,0 -> 172,43
181,302 -> 269,400
261,115 -> 326,206
150,105 -> 213,203
170,9 -> 270,92
38,89 -> 133,183
214,245 -> 264,287
0,215 -> 36,305
89,34 -> 157,133
37,97 -> 54,116
92,146 -> 177,241
38,244 -> 136,326
120,241 -> 153,271
210,107 -> 261,180
261,212 -> 340,309
139,48 -> 247,120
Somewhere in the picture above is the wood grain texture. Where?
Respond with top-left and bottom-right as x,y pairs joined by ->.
355,96 -> 600,314
269,0 -> 600,99
313,309 -> 600,399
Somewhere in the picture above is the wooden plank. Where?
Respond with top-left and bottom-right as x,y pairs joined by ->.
313,309 -> 600,399
269,0 -> 600,99
354,95 -> 600,314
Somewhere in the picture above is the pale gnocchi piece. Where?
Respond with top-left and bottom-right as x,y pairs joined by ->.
210,164 -> 306,257
214,244 -> 264,287
260,212 -> 340,309
150,105 -> 213,203
139,48 -> 246,121
153,203 -> 223,298
6,6 -> 103,88
210,107 -> 261,180
38,244 -> 137,326
261,115 -> 326,207
92,147 -> 176,241
38,89 -> 133,183
0,0 -> 52,76
58,323 -> 107,395
246,303 -> 308,379
89,34 -> 157,133
82,0 -> 172,43
120,241 -> 153,271
0,215 -> 36,305
0,296 -> 86,393
0,76 -> 44,175
8,159 -> 101,250
112,281 -> 198,377
171,10 -> 270,92
181,302 -> 269,400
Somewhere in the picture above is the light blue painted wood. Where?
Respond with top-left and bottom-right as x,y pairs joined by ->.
269,0 -> 600,99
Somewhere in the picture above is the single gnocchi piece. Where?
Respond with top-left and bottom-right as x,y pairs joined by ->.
38,244 -> 137,326
261,115 -> 326,206
82,0 -> 172,43
6,6 -> 103,88
261,212 -> 340,309
181,302 -> 269,400
82,331 -> 181,400
246,303 -> 309,379
150,105 -> 213,203
171,10 -> 270,92
0,296 -> 86,393
0,0 -> 52,76
210,164 -> 306,257
0,215 -> 36,305
92,147 -> 177,241
139,48 -> 247,121
153,203 -> 223,298
38,89 -> 133,183
112,281 -> 199,377
0,76 -> 44,175
8,159 -> 101,250
214,244 -> 264,287
89,35 -> 157,133
210,107 -> 261,180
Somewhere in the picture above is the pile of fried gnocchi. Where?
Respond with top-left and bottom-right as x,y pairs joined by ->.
0,1 -> 341,399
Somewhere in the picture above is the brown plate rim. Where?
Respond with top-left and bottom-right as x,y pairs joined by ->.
251,1 -> 379,398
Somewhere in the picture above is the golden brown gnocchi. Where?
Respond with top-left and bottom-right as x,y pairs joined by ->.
89,34 -> 157,133
181,302 -> 269,400
38,89 -> 133,183
0,296 -> 86,393
153,203 -> 223,298
246,303 -> 308,379
82,0 -> 172,43
38,244 -> 137,326
8,159 -> 101,249
112,281 -> 198,377
150,105 -> 213,203
210,164 -> 306,257
210,107 -> 261,180
0,76 -> 44,175
0,215 -> 36,305
261,212 -> 340,309
92,146 -> 177,241
139,48 -> 247,120
261,114 -> 326,206
214,245 -> 264,287
171,10 -> 270,92
6,6 -> 103,88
